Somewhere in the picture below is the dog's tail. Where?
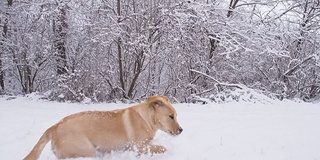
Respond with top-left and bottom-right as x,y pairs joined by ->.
23,125 -> 54,160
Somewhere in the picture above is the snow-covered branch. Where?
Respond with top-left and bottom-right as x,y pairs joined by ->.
189,69 -> 243,89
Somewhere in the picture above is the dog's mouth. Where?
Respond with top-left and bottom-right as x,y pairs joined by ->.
168,127 -> 183,136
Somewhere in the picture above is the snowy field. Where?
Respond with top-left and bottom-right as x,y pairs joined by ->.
1,95 -> 320,160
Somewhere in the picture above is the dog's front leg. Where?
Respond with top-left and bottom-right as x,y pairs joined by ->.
149,144 -> 167,154
136,143 -> 167,155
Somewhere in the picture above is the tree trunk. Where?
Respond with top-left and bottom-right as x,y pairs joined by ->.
116,0 -> 128,98
227,0 -> 240,17
0,58 -> 3,93
54,6 -> 68,75
117,37 -> 126,97
127,51 -> 145,98
0,0 -> 13,93
22,52 -> 33,93
0,22 -> 5,92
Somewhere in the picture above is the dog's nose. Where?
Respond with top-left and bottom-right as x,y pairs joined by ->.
178,127 -> 183,134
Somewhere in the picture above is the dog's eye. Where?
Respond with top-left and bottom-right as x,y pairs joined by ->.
169,115 -> 174,120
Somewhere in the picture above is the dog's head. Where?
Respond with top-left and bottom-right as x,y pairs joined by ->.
147,96 -> 183,136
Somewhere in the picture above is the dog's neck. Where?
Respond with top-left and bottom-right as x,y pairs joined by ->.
133,103 -> 158,135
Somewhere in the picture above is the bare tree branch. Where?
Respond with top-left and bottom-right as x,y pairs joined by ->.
190,69 -> 243,89
284,56 -> 315,77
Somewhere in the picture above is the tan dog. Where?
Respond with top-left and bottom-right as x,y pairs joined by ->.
23,96 -> 183,160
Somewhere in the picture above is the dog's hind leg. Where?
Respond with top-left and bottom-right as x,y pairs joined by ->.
52,136 -> 96,159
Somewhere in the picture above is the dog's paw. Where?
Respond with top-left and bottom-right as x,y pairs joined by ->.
150,145 -> 167,154
136,143 -> 167,155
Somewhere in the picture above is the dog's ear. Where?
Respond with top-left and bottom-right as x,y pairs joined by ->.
147,96 -> 164,108
151,100 -> 163,108
161,96 -> 169,102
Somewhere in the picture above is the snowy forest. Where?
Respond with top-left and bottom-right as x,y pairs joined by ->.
0,0 -> 319,103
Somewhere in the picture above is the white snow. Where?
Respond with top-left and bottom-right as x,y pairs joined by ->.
1,95 -> 320,160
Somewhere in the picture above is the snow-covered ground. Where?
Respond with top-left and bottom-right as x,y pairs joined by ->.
1,95 -> 320,160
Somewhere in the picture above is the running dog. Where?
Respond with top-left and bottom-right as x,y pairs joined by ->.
23,96 -> 183,160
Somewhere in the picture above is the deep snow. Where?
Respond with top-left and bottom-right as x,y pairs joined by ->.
0,95 -> 320,160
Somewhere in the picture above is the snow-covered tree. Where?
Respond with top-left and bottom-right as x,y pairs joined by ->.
1,0 -> 319,102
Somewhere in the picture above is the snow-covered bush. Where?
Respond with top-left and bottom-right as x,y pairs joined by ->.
187,85 -> 277,104
209,87 -> 277,104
